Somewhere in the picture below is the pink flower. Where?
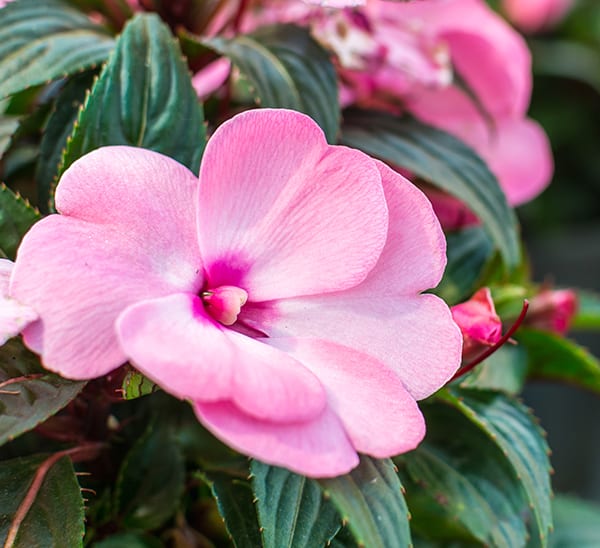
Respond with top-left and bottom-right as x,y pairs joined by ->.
526,289 -> 578,335
502,0 -> 574,33
5,109 -> 461,477
451,288 -> 502,361
0,259 -> 37,345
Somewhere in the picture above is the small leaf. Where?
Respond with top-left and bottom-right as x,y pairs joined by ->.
201,470 -> 262,548
62,14 -> 206,176
0,0 -> 114,100
341,110 -> 521,268
549,495 -> 600,547
0,338 -> 85,446
319,456 -> 411,548
0,184 -> 40,260
251,460 -> 341,548
121,370 -> 158,400
0,453 -> 84,547
435,226 -> 495,305
439,388 -> 553,547
517,327 -> 600,394
572,290 -> 600,330
115,424 -> 185,530
208,24 -> 340,143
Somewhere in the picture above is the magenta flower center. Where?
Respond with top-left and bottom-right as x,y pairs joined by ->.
201,285 -> 248,326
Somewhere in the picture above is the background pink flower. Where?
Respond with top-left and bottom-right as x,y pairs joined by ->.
8,109 -> 461,477
502,0 -> 574,33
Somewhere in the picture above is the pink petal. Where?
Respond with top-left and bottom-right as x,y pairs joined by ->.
196,108 -> 388,301
195,401 -> 359,478
241,164 -> 461,399
269,338 -> 426,457
10,147 -> 201,379
0,259 -> 37,344
192,58 -> 231,99
117,293 -> 327,422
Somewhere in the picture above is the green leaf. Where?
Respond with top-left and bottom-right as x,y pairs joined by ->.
0,339 -> 85,447
435,226 -> 495,305
0,453 -> 84,547
0,184 -> 40,259
341,110 -> 521,268
516,327 -> 600,394
36,72 -> 96,212
0,0 -> 114,100
0,114 -> 20,158
62,13 -> 206,176
115,424 -> 185,530
439,388 -> 553,547
549,495 -> 600,547
572,290 -> 600,330
400,398 -> 530,546
208,24 -> 340,143
201,470 -> 262,548
92,532 -> 163,548
319,456 -> 411,548
121,370 -> 158,400
251,460 -> 341,548
458,344 -> 529,395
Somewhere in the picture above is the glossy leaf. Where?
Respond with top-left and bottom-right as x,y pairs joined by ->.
440,388 -> 553,547
0,0 -> 114,100
36,72 -> 96,212
63,14 -> 206,175
517,327 -> 600,394
320,456 -> 411,548
201,470 -> 262,548
549,495 -> 600,547
0,184 -> 40,260
341,111 -> 520,268
435,226 -> 495,305
251,460 -> 341,548
115,425 -> 185,530
0,339 -> 85,447
0,453 -> 84,547
398,399 -> 528,546
571,290 -> 600,330
208,24 -> 340,143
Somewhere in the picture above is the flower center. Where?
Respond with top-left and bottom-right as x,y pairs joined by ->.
201,285 -> 248,326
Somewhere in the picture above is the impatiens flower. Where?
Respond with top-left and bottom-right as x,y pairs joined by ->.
0,259 -> 37,346
526,288 -> 578,335
502,0 -> 574,33
451,288 -> 502,361
5,108 -> 461,477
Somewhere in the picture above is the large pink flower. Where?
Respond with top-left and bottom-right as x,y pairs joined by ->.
5,109 -> 461,477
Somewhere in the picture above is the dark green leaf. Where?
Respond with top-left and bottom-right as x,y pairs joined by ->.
0,184 -> 40,259
0,453 -> 84,547
0,339 -> 85,446
517,327 -> 600,394
208,24 -> 340,143
37,72 -> 96,212
571,290 -> 600,330
549,495 -> 600,547
92,532 -> 163,548
341,111 -> 520,268
63,14 -> 206,175
251,460 -> 341,548
201,470 -> 262,548
435,226 -> 495,305
440,388 -> 553,547
0,113 -> 20,157
0,0 -> 114,100
458,344 -> 529,395
115,424 -> 185,530
319,456 -> 411,548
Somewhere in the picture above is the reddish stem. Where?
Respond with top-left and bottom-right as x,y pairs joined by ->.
0,374 -> 44,391
450,300 -> 529,382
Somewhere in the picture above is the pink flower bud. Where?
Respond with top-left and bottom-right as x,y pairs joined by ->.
451,288 -> 502,361
526,289 -> 577,335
